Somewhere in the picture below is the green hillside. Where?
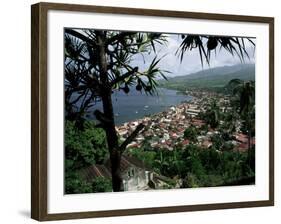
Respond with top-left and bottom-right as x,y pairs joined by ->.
160,64 -> 255,92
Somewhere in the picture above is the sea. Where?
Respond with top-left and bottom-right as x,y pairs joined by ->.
81,88 -> 192,125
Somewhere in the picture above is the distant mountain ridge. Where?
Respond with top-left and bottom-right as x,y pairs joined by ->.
160,64 -> 255,91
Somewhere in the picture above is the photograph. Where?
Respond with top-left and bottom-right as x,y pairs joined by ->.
64,28 -> 256,194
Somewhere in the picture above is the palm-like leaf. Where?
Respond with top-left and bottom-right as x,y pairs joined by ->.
178,35 -> 255,67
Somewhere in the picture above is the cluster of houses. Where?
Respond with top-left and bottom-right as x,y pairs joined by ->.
116,102 -> 201,151
116,95 -> 255,153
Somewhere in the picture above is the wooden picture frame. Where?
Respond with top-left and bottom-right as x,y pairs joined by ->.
31,2 -> 274,221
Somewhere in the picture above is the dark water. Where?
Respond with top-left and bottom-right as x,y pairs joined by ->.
82,88 -> 192,125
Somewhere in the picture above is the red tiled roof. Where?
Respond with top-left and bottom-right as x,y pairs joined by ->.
235,143 -> 248,152
235,133 -> 248,143
182,139 -> 190,145
106,155 -> 148,172
80,155 -> 149,181
234,133 -> 255,151
191,119 -> 206,127
80,164 -> 111,182
177,127 -> 185,133
252,138 -> 256,145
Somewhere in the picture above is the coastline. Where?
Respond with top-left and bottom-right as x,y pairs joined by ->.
116,99 -> 202,150
116,89 -> 255,152
85,87 -> 193,125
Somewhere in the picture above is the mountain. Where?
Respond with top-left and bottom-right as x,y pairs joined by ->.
160,64 -> 255,91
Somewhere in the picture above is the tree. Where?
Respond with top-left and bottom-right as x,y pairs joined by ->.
219,110 -> 239,135
154,150 -> 170,175
65,121 -> 108,171
211,133 -> 223,150
229,79 -> 255,151
64,29 -> 254,192
204,99 -> 221,128
65,29 -> 168,191
184,125 -> 198,143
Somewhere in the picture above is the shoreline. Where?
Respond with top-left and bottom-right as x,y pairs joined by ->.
84,87 -> 193,125
116,99 -> 202,150
116,90 -> 255,152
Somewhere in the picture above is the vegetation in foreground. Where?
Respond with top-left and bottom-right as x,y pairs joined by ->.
65,120 -> 255,194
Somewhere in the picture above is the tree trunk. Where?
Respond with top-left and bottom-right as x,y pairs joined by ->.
101,93 -> 124,192
96,31 -> 124,192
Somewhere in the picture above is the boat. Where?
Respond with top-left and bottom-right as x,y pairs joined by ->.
144,105 -> 149,110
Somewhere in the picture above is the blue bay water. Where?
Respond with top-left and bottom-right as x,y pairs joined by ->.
82,88 -> 192,125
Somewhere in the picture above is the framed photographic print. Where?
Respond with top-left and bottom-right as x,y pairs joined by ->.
31,2 -> 274,221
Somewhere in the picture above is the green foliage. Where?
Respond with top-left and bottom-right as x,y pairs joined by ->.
65,120 -> 110,194
182,173 -> 224,188
65,120 -> 108,172
154,149 -> 186,177
230,79 -> 255,114
184,125 -> 199,143
129,140 -> 254,188
222,141 -> 235,151
92,177 -> 112,193
65,172 -> 93,194
155,146 -> 242,185
199,124 -> 209,135
210,133 -> 223,150
162,179 -> 177,189
182,173 -> 199,188
130,143 -> 255,188
203,99 -> 221,128
65,173 -> 112,194
240,108 -> 255,136
128,147 -> 157,168
219,110 -> 239,134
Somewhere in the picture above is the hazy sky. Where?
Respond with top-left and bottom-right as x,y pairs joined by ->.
130,34 -> 255,78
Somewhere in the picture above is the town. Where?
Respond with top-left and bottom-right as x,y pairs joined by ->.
116,91 -> 255,153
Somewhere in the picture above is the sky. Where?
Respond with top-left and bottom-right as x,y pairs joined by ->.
130,33 -> 256,78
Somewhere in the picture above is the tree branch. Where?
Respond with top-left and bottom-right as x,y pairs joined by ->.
110,67 -> 138,87
94,109 -> 112,125
119,123 -> 145,153
106,32 -> 136,45
65,29 -> 95,47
